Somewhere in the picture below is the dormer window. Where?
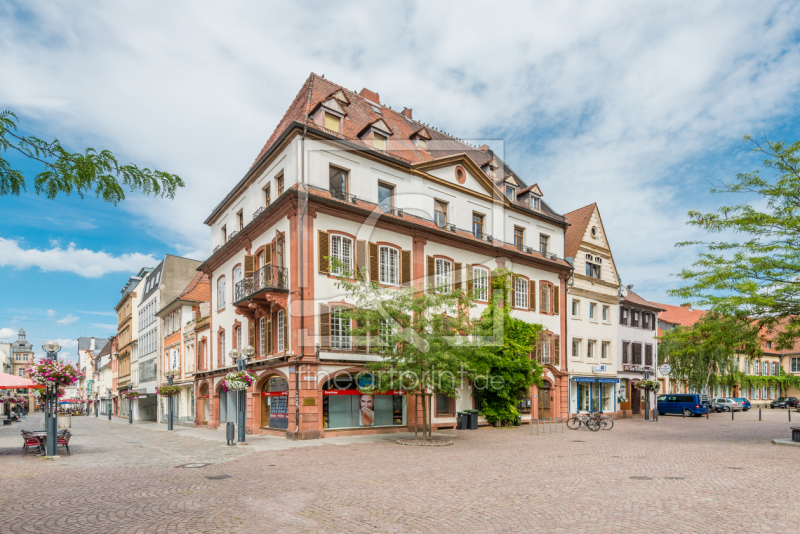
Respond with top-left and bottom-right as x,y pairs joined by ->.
505,186 -> 515,200
411,127 -> 431,150
324,112 -> 340,132
531,195 -> 541,211
416,138 -> 427,149
373,133 -> 387,151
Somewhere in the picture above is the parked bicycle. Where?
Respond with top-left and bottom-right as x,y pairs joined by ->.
566,412 -> 600,431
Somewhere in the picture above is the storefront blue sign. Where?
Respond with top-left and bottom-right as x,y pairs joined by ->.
572,377 -> 620,383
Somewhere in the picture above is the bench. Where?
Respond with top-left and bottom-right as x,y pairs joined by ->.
792,427 -> 800,443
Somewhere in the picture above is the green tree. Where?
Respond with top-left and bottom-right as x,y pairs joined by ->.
671,137 -> 800,348
658,312 -> 761,393
1,110 -> 183,204
333,259 -> 473,443
469,270 -> 544,425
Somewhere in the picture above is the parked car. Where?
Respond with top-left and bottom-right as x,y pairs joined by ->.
770,397 -> 799,409
732,398 -> 751,411
712,398 -> 743,412
656,394 -> 710,417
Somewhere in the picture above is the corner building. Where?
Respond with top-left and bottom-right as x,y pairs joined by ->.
196,74 -> 573,438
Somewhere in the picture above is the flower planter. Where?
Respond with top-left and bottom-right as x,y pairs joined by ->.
58,414 -> 71,429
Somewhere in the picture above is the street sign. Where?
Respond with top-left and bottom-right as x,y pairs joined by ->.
592,365 -> 607,372
659,364 -> 672,376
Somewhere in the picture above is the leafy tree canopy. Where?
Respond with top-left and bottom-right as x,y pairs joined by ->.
670,137 -> 800,348
0,110 -> 184,204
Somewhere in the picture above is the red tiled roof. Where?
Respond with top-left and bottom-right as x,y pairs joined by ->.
621,290 -> 666,311
563,203 -> 597,259
654,302 -> 707,327
178,272 -> 211,303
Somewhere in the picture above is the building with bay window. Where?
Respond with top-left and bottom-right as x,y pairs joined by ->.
194,73 -> 573,439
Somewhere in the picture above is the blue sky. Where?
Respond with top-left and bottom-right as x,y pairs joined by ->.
2,1 -> 800,360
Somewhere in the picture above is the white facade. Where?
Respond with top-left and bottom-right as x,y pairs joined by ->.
617,286 -> 662,415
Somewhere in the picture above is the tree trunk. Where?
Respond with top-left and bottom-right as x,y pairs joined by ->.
413,393 -> 418,441
420,392 -> 427,443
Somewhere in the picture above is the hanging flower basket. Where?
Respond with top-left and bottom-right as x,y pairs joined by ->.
121,391 -> 141,400
32,386 -> 66,399
27,358 -> 82,388
637,379 -> 661,392
156,385 -> 181,397
221,370 -> 257,392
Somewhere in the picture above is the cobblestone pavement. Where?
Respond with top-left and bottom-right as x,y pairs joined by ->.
1,409 -> 798,533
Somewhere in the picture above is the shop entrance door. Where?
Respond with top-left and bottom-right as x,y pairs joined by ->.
631,384 -> 641,415
538,383 -> 551,418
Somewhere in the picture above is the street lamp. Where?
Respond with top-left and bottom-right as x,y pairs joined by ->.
165,370 -> 178,431
643,370 -> 652,422
42,340 -> 61,457
231,345 -> 255,443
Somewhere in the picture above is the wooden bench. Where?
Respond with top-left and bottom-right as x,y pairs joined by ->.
791,427 -> 800,443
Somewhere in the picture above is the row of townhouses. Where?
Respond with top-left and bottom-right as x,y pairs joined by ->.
84,73 -> 800,436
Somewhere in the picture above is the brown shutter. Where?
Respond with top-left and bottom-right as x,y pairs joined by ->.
488,271 -> 494,302
401,250 -> 411,286
427,256 -> 434,292
466,264 -> 473,296
553,286 -> 560,315
369,242 -> 379,282
318,230 -> 329,273
529,280 -> 536,311
264,243 -> 272,265
319,305 -> 330,350
283,311 -> 289,352
554,334 -> 560,365
248,320 -> 256,351
454,262 -> 462,290
244,255 -> 255,277
356,240 -> 368,280
652,313 -> 657,331
355,320 -> 367,352
266,316 -> 273,355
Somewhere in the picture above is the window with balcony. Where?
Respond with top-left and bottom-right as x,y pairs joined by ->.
276,174 -> 284,196
237,210 -> 244,231
472,266 -> 489,301
472,212 -> 484,238
539,234 -> 549,255
221,225 -> 227,244
276,233 -> 285,268
233,266 -> 242,301
434,199 -> 447,228
330,307 -> 351,350
514,227 -> 524,249
329,166 -> 348,200
263,184 -> 271,206
514,276 -> 528,309
378,182 -> 394,213
434,258 -> 452,293
330,234 -> 353,277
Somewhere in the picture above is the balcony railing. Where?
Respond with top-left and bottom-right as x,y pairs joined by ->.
253,206 -> 265,220
234,265 -> 289,303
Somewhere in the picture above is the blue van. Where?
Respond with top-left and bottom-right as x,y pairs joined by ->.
657,394 -> 710,417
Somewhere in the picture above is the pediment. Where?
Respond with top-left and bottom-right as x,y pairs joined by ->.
371,119 -> 392,135
321,98 -> 345,115
504,174 -> 521,187
329,90 -> 350,105
411,127 -> 432,140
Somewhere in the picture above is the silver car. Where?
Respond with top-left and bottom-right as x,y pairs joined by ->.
712,398 -> 743,412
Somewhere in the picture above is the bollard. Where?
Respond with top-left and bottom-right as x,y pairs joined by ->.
226,422 -> 235,446
789,407 -> 791,422
759,408 -> 761,421
731,408 -> 734,421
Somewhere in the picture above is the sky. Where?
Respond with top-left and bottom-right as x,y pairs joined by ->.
1,1 -> 799,361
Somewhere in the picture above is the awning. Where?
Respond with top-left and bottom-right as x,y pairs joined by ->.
572,377 -> 620,383
0,372 -> 45,389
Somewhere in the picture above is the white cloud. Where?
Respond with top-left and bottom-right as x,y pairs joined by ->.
46,309 -> 56,317
0,327 -> 16,339
0,237 -> 157,278
0,1 -> 799,301
56,314 -> 79,325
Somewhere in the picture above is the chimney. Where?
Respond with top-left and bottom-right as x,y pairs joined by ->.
479,144 -> 490,152
360,88 -> 380,104
402,107 -> 412,119
90,337 -> 95,350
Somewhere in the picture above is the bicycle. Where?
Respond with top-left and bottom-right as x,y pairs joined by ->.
566,412 -> 600,431
587,412 -> 614,430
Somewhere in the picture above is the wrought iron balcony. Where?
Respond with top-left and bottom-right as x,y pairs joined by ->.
234,265 -> 289,303
253,206 -> 265,220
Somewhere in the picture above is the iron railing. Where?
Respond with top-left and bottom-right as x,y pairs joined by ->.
234,265 -> 289,303
253,206 -> 265,220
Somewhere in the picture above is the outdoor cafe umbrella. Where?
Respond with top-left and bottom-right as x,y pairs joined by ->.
0,372 -> 44,390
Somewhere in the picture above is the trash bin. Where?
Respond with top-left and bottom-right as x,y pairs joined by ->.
58,414 -> 72,429
226,422 -> 235,445
457,412 -> 469,430
466,410 -> 478,430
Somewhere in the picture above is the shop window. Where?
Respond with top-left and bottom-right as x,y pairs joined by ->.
322,376 -> 407,429
260,376 -> 289,429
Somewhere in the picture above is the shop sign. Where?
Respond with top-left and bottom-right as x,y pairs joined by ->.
573,377 -> 620,383
87,380 -> 94,396
623,365 -> 651,372
323,389 -> 406,395
592,365 -> 607,372
261,391 -> 289,397
659,364 -> 672,375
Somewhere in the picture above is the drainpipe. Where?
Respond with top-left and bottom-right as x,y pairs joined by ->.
295,125 -> 307,441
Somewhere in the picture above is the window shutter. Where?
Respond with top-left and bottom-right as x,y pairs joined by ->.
553,286 -> 560,315
454,262 -> 462,289
401,250 -> 412,286
554,334 -> 560,362
427,256 -> 434,292
244,255 -> 255,277
320,305 -> 330,350
652,313 -> 657,331
369,242 -> 379,282
318,230 -> 329,273
465,264 -> 473,296
248,320 -> 256,351
266,316 -> 273,355
283,311 -> 289,352
488,271 -> 494,302
529,279 -> 536,311
356,240 -> 368,279
264,243 -> 272,266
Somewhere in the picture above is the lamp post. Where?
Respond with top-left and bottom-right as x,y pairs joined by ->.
643,370 -> 651,421
165,370 -> 177,431
231,346 -> 255,443
42,340 -> 61,457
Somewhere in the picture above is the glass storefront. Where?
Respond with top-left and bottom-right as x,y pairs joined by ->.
260,376 -> 289,429
322,377 -> 407,429
574,378 -> 618,413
